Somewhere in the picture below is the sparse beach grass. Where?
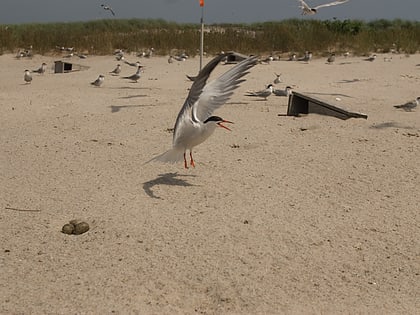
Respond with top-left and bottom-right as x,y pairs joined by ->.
0,18 -> 419,56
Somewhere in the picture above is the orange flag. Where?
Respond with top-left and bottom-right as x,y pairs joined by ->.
199,0 -> 204,7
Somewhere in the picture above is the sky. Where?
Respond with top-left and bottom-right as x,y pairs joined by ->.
1,0 -> 419,25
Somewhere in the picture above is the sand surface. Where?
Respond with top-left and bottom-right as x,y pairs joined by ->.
1,52 -> 419,314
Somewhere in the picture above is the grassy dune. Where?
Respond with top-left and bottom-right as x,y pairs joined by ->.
1,18 -> 419,56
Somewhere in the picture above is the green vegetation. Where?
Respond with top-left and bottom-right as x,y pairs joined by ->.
1,18 -> 419,56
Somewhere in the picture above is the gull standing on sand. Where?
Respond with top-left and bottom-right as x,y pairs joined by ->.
91,74 -> 105,87
273,86 -> 293,97
101,4 -> 115,16
148,53 -> 258,168
24,70 -> 32,83
245,84 -> 273,100
122,66 -> 143,82
110,64 -> 121,75
32,62 -> 47,74
394,97 -> 419,112
297,0 -> 350,15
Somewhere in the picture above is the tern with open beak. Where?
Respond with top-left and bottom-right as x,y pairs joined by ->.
148,52 -> 258,168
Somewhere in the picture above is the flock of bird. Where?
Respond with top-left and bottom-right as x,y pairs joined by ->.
22,48 -> 418,169
18,0 -> 418,169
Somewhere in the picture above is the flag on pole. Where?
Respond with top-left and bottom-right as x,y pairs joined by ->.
199,0 -> 204,7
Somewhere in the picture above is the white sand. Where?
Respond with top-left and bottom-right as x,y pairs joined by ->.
1,52 -> 419,314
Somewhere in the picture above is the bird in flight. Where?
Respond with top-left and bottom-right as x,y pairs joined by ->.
148,52 -> 258,168
101,4 -> 115,16
297,0 -> 349,15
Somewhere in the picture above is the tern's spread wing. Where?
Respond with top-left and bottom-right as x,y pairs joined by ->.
297,0 -> 311,10
194,55 -> 259,122
172,53 -> 232,143
314,0 -> 349,10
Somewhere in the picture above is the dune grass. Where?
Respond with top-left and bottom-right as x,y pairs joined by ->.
1,18 -> 419,57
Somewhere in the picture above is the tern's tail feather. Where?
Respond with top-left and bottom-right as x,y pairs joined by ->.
147,148 -> 184,164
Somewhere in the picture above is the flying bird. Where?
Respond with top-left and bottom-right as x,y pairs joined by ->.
101,4 -> 115,16
394,97 -> 419,112
148,52 -> 258,168
297,0 -> 349,15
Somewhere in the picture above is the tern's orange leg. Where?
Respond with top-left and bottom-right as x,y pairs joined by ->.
183,152 -> 188,169
190,152 -> 195,168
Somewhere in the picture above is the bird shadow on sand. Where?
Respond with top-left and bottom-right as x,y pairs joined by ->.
370,121 -> 415,129
109,104 -> 154,113
143,172 -> 197,199
118,94 -> 148,99
304,91 -> 353,98
336,78 -> 370,84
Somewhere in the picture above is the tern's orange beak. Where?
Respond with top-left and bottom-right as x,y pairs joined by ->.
217,120 -> 233,131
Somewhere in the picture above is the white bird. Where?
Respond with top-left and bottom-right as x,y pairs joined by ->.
101,4 -> 115,16
168,56 -> 175,63
274,73 -> 282,84
122,66 -> 143,82
273,86 -> 293,97
32,62 -> 47,74
297,0 -> 349,15
394,97 -> 419,112
109,64 -> 121,75
91,74 -> 105,87
24,70 -> 32,83
246,84 -> 274,100
148,53 -> 258,168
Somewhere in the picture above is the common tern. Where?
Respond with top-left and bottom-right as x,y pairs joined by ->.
394,97 -> 419,112
298,51 -> 312,63
327,53 -> 336,64
364,54 -> 377,62
273,86 -> 293,97
122,66 -> 143,82
274,73 -> 282,84
91,74 -> 105,87
109,64 -> 121,75
148,52 -> 258,168
124,60 -> 141,67
246,84 -> 273,100
101,4 -> 115,16
32,62 -> 47,74
297,0 -> 349,15
24,70 -> 32,83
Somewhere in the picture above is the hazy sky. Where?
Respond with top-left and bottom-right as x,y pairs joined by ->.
1,0 -> 419,25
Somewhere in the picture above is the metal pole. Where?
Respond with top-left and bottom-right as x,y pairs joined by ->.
200,6 -> 204,71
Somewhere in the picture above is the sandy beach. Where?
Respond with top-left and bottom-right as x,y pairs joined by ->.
1,51 -> 419,314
